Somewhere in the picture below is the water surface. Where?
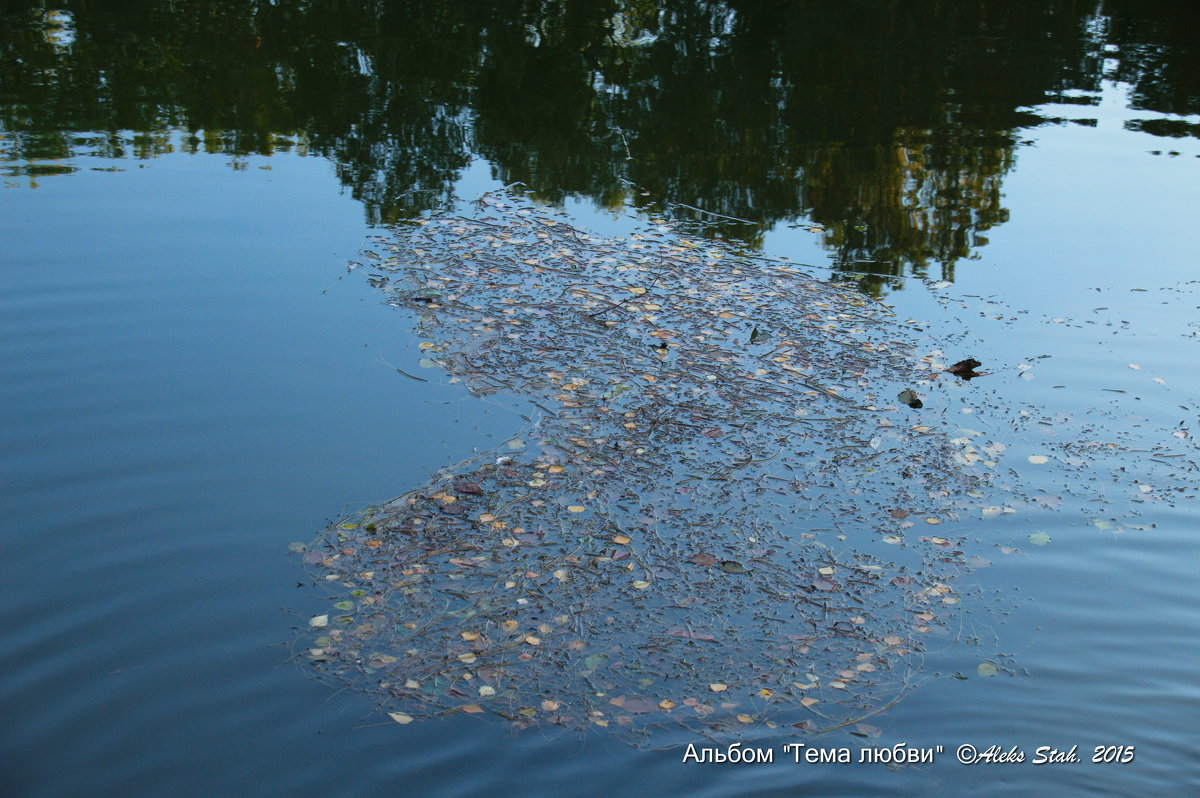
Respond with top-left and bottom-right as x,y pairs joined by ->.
3,2 -> 1200,795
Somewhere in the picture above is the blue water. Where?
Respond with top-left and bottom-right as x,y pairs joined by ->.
4,100 -> 1200,796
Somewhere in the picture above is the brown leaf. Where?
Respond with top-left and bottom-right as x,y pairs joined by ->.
621,698 -> 657,714
666,624 -> 718,642
689,552 -> 717,566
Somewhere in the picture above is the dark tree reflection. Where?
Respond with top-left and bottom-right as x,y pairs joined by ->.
2,0 -> 1193,288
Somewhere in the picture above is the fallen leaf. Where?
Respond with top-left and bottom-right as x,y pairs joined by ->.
388,712 -> 414,724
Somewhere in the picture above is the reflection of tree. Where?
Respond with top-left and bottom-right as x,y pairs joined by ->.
1105,0 -> 1200,118
4,0 -> 1192,285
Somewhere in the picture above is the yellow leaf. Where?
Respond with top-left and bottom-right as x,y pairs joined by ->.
567,505 -> 586,513
631,580 -> 651,589
461,704 -> 484,714
800,697 -> 819,707
477,513 -> 495,523
461,631 -> 480,641
612,534 -> 631,545
709,683 -> 728,692
626,286 -> 648,295
659,700 -> 676,710
736,714 -> 753,723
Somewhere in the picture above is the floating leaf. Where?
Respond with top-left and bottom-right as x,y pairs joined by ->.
666,625 -> 718,642
1027,455 -> 1050,465
709,683 -> 728,692
977,663 -> 999,677
387,712 -> 414,724
853,723 -> 882,738
309,614 -> 329,628
720,560 -> 746,574
1028,532 -> 1052,546
622,698 -> 657,714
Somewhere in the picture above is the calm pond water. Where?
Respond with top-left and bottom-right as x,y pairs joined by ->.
3,2 -> 1200,796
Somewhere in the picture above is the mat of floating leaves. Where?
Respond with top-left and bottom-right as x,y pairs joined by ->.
297,191 -> 1019,739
